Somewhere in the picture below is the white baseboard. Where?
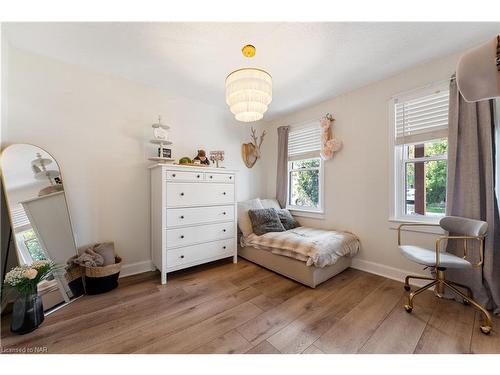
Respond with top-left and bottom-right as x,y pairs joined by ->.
351,258 -> 432,288
119,260 -> 155,278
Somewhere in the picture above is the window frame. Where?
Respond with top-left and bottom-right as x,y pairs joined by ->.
286,156 -> 325,216
389,81 -> 449,224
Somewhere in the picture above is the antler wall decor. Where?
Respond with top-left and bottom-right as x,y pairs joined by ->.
241,127 -> 266,168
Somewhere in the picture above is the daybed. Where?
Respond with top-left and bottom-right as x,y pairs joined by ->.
237,198 -> 359,288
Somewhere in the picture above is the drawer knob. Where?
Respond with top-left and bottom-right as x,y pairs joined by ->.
180,235 -> 185,239
223,229 -> 226,232
229,176 -> 232,180
180,192 -> 185,196
210,175 -> 213,179
223,246 -> 226,249
180,216 -> 184,219
197,174 -> 200,178
180,255 -> 185,259
223,212 -> 226,215
172,174 -> 176,177
223,192 -> 226,195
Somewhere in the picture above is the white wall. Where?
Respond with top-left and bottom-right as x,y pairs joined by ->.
3,47 -> 264,274
7,182 -> 47,208
261,52 -> 461,280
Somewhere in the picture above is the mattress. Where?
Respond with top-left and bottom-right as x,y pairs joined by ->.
241,226 -> 359,268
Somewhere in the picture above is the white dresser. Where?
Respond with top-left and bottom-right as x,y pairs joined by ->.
150,164 -> 237,284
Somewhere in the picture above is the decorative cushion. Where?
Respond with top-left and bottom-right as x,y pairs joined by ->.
237,198 -> 264,237
93,242 -> 116,266
260,198 -> 282,210
274,208 -> 300,230
248,208 -> 286,236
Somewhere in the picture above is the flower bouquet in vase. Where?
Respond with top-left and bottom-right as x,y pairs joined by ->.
4,260 -> 61,334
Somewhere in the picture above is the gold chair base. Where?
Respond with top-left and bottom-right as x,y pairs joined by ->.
404,274 -> 492,335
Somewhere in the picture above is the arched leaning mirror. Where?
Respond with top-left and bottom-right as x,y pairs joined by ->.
1,144 -> 81,316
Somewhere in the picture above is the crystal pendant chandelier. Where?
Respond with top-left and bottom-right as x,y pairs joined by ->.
225,45 -> 272,122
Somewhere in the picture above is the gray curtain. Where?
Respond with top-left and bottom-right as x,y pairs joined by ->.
446,78 -> 500,314
276,126 -> 290,208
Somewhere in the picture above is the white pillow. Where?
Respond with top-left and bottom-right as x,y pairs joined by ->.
260,198 -> 282,210
237,198 -> 264,237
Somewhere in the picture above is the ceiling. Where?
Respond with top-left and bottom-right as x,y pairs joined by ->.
4,22 -> 500,120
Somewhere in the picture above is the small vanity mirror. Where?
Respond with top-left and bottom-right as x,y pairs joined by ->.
1,144 -> 80,314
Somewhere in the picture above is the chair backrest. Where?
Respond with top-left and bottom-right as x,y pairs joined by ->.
440,216 -> 488,237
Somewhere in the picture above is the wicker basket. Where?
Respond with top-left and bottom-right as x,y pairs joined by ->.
64,266 -> 85,297
83,256 -> 122,295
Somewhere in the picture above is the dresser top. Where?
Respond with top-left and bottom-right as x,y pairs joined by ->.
148,163 -> 238,173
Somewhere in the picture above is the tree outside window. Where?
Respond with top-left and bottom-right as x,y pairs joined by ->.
288,158 -> 321,210
405,139 -> 447,216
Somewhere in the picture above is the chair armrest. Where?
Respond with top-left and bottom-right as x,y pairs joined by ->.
435,235 -> 485,267
397,223 -> 441,246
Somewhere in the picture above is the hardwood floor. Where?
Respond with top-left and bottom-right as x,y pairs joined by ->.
1,258 -> 498,354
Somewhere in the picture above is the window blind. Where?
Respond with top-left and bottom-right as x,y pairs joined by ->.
395,89 -> 449,145
11,205 -> 31,232
288,125 -> 321,161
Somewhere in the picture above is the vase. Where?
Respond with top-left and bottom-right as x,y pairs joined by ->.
10,292 -> 45,335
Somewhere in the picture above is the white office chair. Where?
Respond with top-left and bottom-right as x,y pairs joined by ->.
398,216 -> 492,335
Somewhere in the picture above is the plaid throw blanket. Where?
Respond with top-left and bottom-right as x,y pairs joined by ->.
242,227 -> 360,268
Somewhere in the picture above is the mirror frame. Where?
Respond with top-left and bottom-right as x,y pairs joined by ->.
0,143 -> 81,314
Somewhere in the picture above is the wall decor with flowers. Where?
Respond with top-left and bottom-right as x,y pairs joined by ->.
320,113 -> 342,160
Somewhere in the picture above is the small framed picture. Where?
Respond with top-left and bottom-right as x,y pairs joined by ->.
158,147 -> 172,158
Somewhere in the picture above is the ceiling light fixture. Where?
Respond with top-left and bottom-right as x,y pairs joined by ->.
225,45 -> 272,123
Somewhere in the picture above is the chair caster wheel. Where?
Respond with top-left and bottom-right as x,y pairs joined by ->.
463,299 -> 470,306
404,305 -> 412,313
480,326 -> 492,335
404,285 -> 411,291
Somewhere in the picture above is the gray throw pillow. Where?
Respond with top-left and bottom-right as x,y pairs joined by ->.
274,208 -> 300,230
248,208 -> 285,236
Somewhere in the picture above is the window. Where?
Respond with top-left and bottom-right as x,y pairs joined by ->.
287,125 -> 324,213
11,204 -> 46,264
391,84 -> 449,221
16,229 -> 47,264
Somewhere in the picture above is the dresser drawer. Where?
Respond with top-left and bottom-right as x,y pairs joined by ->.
166,183 -> 234,207
166,170 -> 204,182
166,239 -> 234,269
166,205 -> 234,228
205,172 -> 235,183
166,221 -> 235,248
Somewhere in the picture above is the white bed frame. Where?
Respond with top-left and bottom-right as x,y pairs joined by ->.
238,244 -> 352,288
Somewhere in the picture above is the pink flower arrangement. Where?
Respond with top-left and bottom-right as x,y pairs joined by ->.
24,269 -> 38,280
320,113 -> 342,160
326,139 -> 341,152
320,117 -> 331,129
321,148 -> 334,159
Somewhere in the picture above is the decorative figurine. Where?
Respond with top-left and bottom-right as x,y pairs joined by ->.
148,115 -> 174,164
152,116 -> 169,140
241,127 -> 266,168
193,150 -> 210,165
